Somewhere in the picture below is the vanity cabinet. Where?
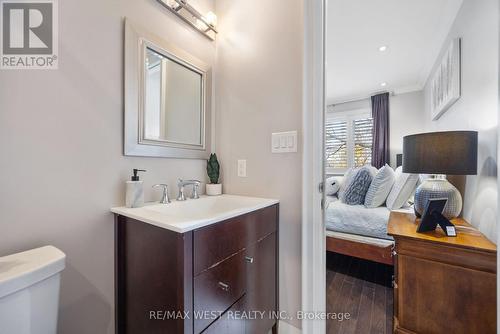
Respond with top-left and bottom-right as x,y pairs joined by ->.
114,204 -> 279,334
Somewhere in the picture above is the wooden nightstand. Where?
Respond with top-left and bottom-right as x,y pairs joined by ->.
387,212 -> 497,334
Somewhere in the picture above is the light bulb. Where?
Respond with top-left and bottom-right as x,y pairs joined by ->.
205,11 -> 217,27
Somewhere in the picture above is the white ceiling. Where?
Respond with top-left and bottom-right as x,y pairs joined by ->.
326,0 -> 463,105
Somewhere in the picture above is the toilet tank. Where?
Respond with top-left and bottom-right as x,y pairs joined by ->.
0,246 -> 66,334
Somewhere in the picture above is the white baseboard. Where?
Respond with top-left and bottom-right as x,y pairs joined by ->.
277,321 -> 302,334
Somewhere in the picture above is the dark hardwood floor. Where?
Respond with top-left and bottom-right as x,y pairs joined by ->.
326,252 -> 393,334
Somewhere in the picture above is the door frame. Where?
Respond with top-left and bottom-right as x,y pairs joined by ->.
301,0 -> 326,333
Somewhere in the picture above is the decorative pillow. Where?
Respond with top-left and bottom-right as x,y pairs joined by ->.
338,167 -> 356,200
364,164 -> 396,208
325,176 -> 342,196
386,166 -> 419,210
341,165 -> 377,205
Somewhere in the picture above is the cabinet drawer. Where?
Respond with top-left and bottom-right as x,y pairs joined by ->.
202,297 -> 246,334
194,205 -> 277,275
194,250 -> 247,334
397,254 -> 496,333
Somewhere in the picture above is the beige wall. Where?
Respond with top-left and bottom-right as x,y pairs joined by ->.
423,0 -> 498,242
389,90 -> 426,167
0,0 -> 215,333
215,0 -> 304,329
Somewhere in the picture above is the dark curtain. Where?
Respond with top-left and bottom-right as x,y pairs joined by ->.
371,92 -> 390,168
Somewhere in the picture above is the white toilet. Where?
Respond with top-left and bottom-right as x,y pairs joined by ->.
0,246 -> 66,334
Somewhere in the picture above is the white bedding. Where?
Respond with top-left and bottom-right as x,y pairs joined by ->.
325,196 -> 411,240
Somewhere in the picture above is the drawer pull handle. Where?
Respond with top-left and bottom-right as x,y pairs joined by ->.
218,282 -> 230,292
245,256 -> 254,263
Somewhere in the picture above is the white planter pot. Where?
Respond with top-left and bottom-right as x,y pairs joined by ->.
206,183 -> 222,196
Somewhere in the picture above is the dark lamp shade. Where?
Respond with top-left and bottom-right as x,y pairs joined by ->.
403,131 -> 478,175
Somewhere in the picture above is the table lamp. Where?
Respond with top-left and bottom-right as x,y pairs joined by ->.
403,131 -> 478,219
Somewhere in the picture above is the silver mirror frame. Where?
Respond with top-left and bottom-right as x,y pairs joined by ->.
124,18 -> 212,159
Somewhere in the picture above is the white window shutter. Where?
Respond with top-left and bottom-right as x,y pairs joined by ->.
353,117 -> 373,167
325,120 -> 348,170
325,113 -> 373,173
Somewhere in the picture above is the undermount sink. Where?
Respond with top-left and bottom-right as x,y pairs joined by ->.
111,194 -> 279,233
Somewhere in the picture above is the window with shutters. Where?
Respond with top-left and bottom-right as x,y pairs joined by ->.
325,120 -> 348,170
325,109 -> 373,174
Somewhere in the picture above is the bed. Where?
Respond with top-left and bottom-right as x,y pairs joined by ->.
325,195 -> 412,265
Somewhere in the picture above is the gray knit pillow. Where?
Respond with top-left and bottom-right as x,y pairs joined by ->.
342,165 -> 377,205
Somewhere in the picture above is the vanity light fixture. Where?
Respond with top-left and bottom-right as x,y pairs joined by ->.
157,0 -> 218,40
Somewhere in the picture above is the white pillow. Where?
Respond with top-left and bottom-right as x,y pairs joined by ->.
386,166 -> 419,210
364,164 -> 395,208
325,176 -> 343,196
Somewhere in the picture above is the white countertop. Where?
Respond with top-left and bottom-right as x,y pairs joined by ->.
111,194 -> 279,233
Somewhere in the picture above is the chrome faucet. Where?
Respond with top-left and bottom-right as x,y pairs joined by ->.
152,184 -> 171,204
177,179 -> 201,201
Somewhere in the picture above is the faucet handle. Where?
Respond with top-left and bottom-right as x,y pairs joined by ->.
152,184 -> 170,204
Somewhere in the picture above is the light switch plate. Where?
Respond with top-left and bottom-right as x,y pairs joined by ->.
237,159 -> 247,177
272,131 -> 298,153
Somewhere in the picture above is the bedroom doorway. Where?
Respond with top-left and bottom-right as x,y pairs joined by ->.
322,1 -> 466,333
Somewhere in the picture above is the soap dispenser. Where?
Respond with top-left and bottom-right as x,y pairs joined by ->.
126,169 -> 146,208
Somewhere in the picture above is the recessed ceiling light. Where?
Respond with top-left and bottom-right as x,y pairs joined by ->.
381,82 -> 387,87
379,45 -> 388,52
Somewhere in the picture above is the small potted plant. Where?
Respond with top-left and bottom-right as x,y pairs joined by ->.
206,153 -> 222,196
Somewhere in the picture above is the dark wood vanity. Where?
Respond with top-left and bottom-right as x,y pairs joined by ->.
114,204 -> 279,334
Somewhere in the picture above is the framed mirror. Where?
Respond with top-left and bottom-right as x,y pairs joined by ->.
124,19 -> 212,159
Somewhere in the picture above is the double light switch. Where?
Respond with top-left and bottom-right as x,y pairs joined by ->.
272,131 -> 298,153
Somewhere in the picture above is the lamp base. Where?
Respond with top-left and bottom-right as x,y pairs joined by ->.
414,175 -> 462,219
